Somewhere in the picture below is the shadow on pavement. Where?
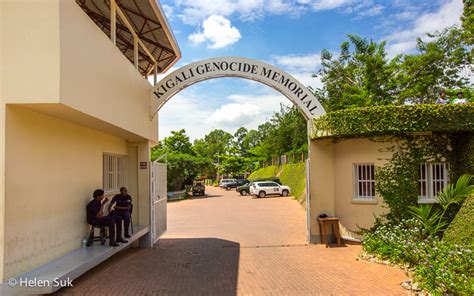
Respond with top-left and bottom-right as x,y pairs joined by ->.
55,238 -> 240,296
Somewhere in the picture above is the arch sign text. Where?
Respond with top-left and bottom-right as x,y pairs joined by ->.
150,56 -> 325,120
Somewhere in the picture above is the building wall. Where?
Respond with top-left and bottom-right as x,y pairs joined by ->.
1,0 -> 60,103
59,0 -> 158,142
4,106 -> 129,279
1,0 -> 158,142
0,0 -> 5,281
333,139 -> 392,239
0,102 -> 5,280
309,138 -> 392,241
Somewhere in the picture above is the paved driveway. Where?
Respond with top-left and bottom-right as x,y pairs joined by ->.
57,186 -> 407,295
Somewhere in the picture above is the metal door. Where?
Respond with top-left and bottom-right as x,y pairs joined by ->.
151,161 -> 167,244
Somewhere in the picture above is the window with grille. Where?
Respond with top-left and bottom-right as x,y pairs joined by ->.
418,163 -> 449,202
353,164 -> 375,200
103,154 -> 128,192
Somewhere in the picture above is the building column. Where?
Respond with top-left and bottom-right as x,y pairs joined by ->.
127,141 -> 152,247
0,103 -> 5,281
309,139 -> 335,243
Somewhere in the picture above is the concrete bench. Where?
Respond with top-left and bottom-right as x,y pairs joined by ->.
3,225 -> 150,295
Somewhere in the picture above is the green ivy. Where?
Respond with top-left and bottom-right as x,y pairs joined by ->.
311,104 -> 474,223
376,135 -> 449,222
311,104 -> 474,139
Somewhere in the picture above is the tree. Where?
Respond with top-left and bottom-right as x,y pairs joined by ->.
315,35 -> 395,112
394,27 -> 472,104
233,127 -> 248,156
315,25 -> 472,109
203,129 -> 233,162
461,0 -> 473,46
162,129 -> 194,155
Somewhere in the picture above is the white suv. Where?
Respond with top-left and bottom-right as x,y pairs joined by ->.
250,181 -> 291,198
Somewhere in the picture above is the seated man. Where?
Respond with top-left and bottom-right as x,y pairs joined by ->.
87,189 -> 128,247
109,187 -> 133,238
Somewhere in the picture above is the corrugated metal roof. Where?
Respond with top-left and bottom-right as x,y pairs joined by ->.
76,0 -> 181,75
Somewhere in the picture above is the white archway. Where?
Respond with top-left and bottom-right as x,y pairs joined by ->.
150,56 -> 325,243
150,56 -> 326,120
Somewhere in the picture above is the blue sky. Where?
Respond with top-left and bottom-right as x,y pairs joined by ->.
156,0 -> 464,140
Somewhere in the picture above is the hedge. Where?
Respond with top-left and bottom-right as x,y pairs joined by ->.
311,104 -> 474,139
443,195 -> 474,248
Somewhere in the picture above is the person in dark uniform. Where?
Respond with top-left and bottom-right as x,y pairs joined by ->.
87,189 -> 128,246
109,187 -> 133,238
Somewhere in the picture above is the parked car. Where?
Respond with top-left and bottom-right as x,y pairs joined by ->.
250,181 -> 291,198
219,179 -> 237,188
223,179 -> 249,190
236,178 -> 281,196
191,181 -> 205,196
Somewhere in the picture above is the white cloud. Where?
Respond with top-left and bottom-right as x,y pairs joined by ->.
174,0 -> 380,25
358,4 -> 383,16
272,53 -> 323,89
208,103 -> 262,127
273,53 -> 321,72
385,0 -> 463,56
310,0 -> 354,11
188,15 -> 242,49
158,87 -> 294,140
158,92 -> 214,141
162,4 -> 174,19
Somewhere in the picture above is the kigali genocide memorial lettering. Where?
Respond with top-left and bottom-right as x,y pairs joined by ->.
150,57 -> 326,120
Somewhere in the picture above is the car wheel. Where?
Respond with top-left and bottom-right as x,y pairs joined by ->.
259,191 -> 266,198
241,190 -> 248,196
281,190 -> 289,197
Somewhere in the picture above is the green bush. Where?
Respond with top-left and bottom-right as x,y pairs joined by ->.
248,165 -> 280,179
413,240 -> 474,295
311,104 -> 474,139
363,219 -> 474,295
444,195 -> 474,248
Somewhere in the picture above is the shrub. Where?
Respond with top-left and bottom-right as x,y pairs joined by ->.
443,195 -> 474,248
362,219 -> 474,295
413,240 -> 473,295
362,219 -> 426,265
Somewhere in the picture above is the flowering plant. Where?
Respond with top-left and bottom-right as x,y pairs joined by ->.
362,219 -> 474,295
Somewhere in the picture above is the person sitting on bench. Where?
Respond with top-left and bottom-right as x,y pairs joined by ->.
108,187 -> 133,238
87,189 -> 128,247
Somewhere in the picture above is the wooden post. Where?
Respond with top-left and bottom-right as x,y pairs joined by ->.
154,62 -> 158,85
134,36 -> 139,69
110,0 -> 116,44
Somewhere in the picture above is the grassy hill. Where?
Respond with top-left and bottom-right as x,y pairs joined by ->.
443,195 -> 474,249
248,162 -> 307,206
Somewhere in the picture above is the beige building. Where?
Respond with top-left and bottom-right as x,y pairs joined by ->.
1,0 -> 179,291
309,138 -> 392,241
308,105 -> 473,242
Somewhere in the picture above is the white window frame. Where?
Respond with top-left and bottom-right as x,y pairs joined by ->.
353,163 -> 376,201
418,163 -> 449,203
103,153 -> 128,193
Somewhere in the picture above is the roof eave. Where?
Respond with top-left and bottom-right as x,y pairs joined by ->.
149,0 -> 181,72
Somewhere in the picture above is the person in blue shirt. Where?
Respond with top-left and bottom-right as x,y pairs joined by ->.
87,189 -> 128,246
109,187 -> 133,238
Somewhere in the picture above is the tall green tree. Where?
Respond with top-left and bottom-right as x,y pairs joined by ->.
203,129 -> 233,162
462,0 -> 473,46
162,129 -> 194,155
394,27 -> 472,104
315,35 -> 395,112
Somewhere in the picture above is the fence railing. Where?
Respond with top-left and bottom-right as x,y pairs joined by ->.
258,152 -> 308,168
